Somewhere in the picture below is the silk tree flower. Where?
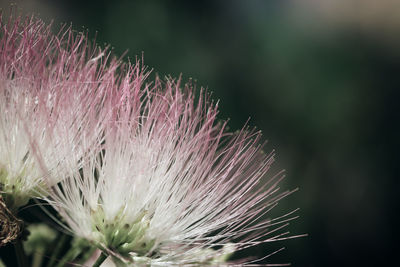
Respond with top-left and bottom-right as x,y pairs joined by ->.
43,71 -> 299,265
0,14 -> 123,212
0,13 -> 300,266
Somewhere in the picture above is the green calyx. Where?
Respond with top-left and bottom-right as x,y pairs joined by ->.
0,163 -> 46,211
0,166 -> 29,211
92,208 -> 156,258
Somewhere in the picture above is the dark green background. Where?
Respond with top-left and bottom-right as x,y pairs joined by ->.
1,0 -> 398,266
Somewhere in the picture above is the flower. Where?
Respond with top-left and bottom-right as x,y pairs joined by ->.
1,14 -> 299,265
44,77 -> 297,265
0,14 -> 118,211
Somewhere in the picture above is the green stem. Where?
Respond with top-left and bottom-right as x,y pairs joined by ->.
14,239 -> 27,267
93,252 -> 108,267
32,248 -> 44,267
54,245 -> 80,267
46,233 -> 68,267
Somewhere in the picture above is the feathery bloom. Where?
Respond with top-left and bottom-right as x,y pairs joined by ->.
0,14 -> 116,211
1,14 -> 299,265
44,77 -> 297,265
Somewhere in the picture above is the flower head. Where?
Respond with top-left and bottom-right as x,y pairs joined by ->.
1,14 -> 299,265
45,77 -> 297,264
0,14 -> 117,210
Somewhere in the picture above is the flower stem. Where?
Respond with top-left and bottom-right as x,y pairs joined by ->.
54,245 -> 80,267
32,248 -> 44,267
46,233 -> 68,267
93,252 -> 107,267
14,239 -> 27,267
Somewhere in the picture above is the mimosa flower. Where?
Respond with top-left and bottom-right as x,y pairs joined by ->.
45,76 -> 298,265
0,13 -> 300,265
0,14 -> 120,211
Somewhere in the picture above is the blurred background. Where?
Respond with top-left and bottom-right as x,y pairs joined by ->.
1,0 -> 399,266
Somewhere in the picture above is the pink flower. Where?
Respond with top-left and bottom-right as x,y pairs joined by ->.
1,14 -> 300,265
44,74 -> 298,264
0,14 -> 122,210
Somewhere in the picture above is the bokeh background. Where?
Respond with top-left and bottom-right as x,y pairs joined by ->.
1,0 -> 399,266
